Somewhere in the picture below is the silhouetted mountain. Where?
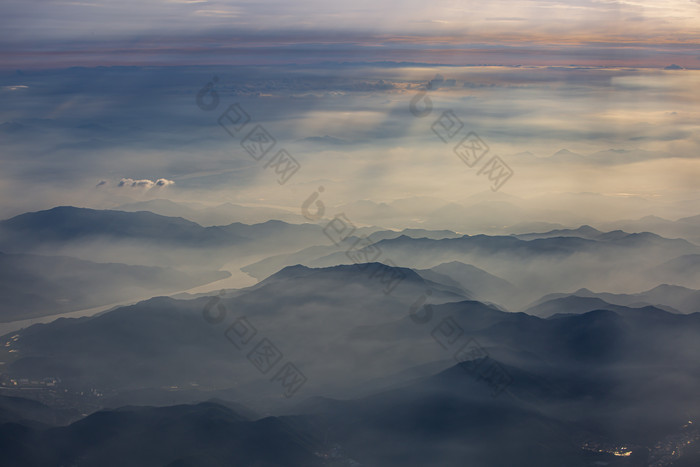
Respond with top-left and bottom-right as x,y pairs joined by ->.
601,215 -> 700,245
302,231 -> 698,305
115,199 -> 302,225
0,206 -> 328,249
0,402 -> 323,467
241,243 -> 351,280
428,261 -> 519,307
0,263 -> 472,406
240,227 -> 460,281
514,225 -> 603,241
312,233 -> 595,267
0,206 -> 238,247
0,251 -> 229,322
0,395 -> 79,427
0,206 -> 334,268
507,221 -> 566,233
115,199 -> 204,221
293,361 -> 585,467
5,259 -> 700,425
527,284 -> 700,315
370,228 -> 461,241
3,260 -> 700,464
678,214 -> 700,226
523,294 -> 674,318
650,254 -> 700,287
320,230 -> 696,267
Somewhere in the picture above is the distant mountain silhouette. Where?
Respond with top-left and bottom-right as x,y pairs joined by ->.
0,251 -> 229,322
4,261 -> 700,418
0,263 -> 471,401
2,259 -> 700,464
0,402 -> 323,467
526,284 -> 700,315
523,294 -> 674,318
0,206 -> 240,247
513,225 -> 603,241
600,215 -> 700,246
0,206 -> 335,268
0,395 -> 79,427
649,254 -> 700,288
115,199 -> 301,225
428,261 -> 519,308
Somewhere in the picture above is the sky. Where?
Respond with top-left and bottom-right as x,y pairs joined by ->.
0,1 -> 699,229
1,0 -> 699,68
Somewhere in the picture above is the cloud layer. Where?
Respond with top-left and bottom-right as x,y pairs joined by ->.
1,0 -> 699,68
116,178 -> 175,189
0,64 -> 697,226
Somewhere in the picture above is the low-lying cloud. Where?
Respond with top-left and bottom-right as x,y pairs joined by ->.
116,178 -> 175,189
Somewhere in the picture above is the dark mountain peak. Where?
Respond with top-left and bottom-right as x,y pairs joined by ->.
263,264 -> 314,281
257,219 -> 289,226
431,261 -> 516,291
436,299 -> 511,317
0,205 -> 256,247
1,205 -> 199,229
602,231 -> 697,249
678,214 -> 700,224
646,283 -> 692,293
256,263 -> 450,299
523,295 -> 618,318
392,234 -> 427,242
230,219 -> 290,227
398,228 -> 460,239
436,260 -> 479,269
521,224 -> 602,239
36,401 -> 322,466
572,308 -> 621,321
596,229 -> 628,240
628,304 -> 676,318
552,148 -> 581,157
625,231 -> 662,240
269,262 -> 421,282
576,224 -> 600,234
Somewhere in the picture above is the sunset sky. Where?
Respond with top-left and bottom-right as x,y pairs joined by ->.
1,0 -> 699,68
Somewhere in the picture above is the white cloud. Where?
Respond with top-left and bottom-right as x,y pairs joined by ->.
116,178 -> 175,189
1,85 -> 29,92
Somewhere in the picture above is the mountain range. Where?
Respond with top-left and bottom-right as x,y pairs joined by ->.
2,205 -> 700,465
